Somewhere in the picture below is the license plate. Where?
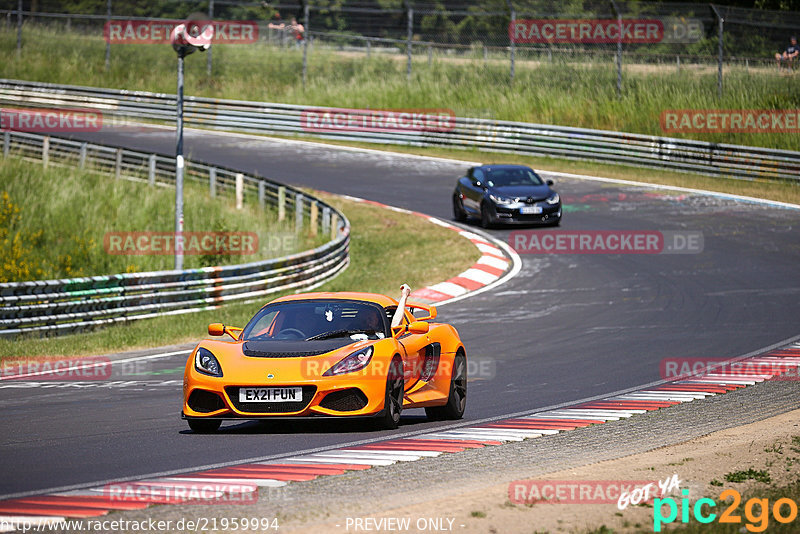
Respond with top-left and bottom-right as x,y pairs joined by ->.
520,206 -> 543,215
239,387 -> 303,403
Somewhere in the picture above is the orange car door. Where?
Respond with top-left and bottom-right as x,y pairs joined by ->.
397,330 -> 430,389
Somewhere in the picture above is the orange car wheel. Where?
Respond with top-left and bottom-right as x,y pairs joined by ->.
425,351 -> 467,421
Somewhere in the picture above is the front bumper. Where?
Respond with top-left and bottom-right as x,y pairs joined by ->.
490,202 -> 562,225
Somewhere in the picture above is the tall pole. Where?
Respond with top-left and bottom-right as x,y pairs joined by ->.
175,51 -> 185,271
610,0 -> 622,98
206,0 -> 214,76
710,5 -> 723,99
105,0 -> 111,70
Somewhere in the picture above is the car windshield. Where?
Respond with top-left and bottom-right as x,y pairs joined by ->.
486,167 -> 544,187
241,299 -> 388,341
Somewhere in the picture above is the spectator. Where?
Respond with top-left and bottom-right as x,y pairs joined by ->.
288,17 -> 305,49
775,36 -> 799,69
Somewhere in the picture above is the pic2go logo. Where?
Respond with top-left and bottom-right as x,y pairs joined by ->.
653,489 -> 799,532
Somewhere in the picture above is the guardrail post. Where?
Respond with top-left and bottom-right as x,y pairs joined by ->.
322,206 -> 331,234
2,131 -> 9,158
79,142 -> 87,168
115,148 -> 122,179
278,186 -> 286,221
42,136 -> 50,168
310,202 -> 318,236
148,154 -> 156,186
295,193 -> 304,233
209,167 -> 216,197
258,181 -> 266,209
235,173 -> 244,209
330,213 -> 339,240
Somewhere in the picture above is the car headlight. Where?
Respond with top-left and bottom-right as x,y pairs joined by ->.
195,348 -> 223,377
323,346 -> 374,376
489,194 -> 514,205
546,193 -> 560,205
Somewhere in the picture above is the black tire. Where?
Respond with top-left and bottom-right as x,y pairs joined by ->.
480,203 -> 493,229
452,194 -> 467,222
425,351 -> 467,421
376,357 -> 404,430
187,418 -> 221,433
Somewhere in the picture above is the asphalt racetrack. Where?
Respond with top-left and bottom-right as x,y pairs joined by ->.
2,126 -> 799,497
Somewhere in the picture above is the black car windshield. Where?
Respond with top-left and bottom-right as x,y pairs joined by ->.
486,167 -> 544,187
241,299 -> 389,341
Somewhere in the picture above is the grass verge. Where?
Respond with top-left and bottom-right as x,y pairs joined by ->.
0,190 -> 480,359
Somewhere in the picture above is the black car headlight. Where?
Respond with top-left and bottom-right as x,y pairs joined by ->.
323,346 -> 374,376
489,194 -> 515,205
546,193 -> 560,205
195,348 -> 223,377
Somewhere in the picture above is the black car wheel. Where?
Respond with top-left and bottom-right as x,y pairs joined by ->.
480,203 -> 493,229
452,194 -> 467,222
377,357 -> 404,430
188,418 -> 221,433
425,351 -> 467,421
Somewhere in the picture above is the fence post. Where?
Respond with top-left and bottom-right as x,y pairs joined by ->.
677,55 -> 680,72
16,0 -> 22,56
258,181 -> 265,209
330,213 -> 339,240
115,148 -> 122,179
278,186 -> 286,221
428,45 -> 432,67
3,131 -> 9,158
710,4 -> 724,99
483,44 -> 487,64
79,142 -> 87,168
302,4 -> 309,90
610,0 -> 622,98
105,0 -> 111,70
322,206 -> 331,234
42,136 -> 49,168
366,38 -> 371,58
406,6 -> 413,80
235,173 -> 244,209
505,1 -> 515,82
206,0 -> 214,76
148,154 -> 156,186
295,193 -> 304,233
209,167 -> 216,197
310,202 -> 318,236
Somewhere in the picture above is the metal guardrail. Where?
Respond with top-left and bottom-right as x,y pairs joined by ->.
1,79 -> 797,182
0,131 -> 350,338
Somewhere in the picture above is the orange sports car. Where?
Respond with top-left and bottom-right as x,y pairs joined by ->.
182,290 -> 467,433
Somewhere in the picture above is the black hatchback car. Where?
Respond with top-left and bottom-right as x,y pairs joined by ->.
453,164 -> 562,228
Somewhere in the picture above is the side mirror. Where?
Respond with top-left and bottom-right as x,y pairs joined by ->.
208,323 -> 225,336
407,321 -> 430,334
546,179 -> 554,186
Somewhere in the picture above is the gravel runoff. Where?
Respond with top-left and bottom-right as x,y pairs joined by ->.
42,378 -> 800,532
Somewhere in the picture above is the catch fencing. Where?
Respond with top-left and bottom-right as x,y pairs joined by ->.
1,79 -> 798,182
1,1 -> 799,95
0,130 -> 350,338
